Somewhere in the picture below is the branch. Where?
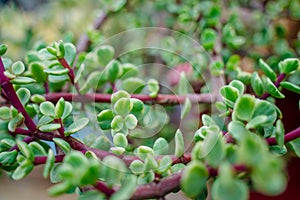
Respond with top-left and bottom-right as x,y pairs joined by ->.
34,154 -> 65,165
266,126 -> 300,145
44,92 -> 214,105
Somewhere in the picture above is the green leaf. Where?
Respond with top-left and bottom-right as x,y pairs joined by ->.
48,181 -> 73,197
201,28 -> 217,51
0,150 -> 17,165
114,98 -> 133,116
97,45 -> 115,66
246,115 -> 268,129
111,90 -> 130,104
129,160 -> 145,175
29,62 -> 47,83
229,80 -> 245,95
40,101 -> 55,117
31,94 -> 46,103
144,154 -> 158,172
178,72 -> 189,95
62,101 -> 72,120
97,109 -> 114,130
232,95 -> 255,121
44,68 -> 69,76
39,123 -> 61,132
111,115 -> 124,132
200,127 -> 225,167
181,98 -> 192,119
212,173 -> 248,200
125,114 -> 138,129
251,72 -> 264,96
278,58 -> 299,74
251,99 -> 277,125
53,138 -> 71,154
12,159 -> 34,180
120,63 -> 138,79
0,44 -> 8,56
64,43 -> 76,65
130,98 -> 144,116
29,142 -> 47,156
17,140 -> 34,161
174,129 -> 184,157
121,77 -> 145,94
148,79 -> 159,98
280,81 -> 300,94
105,60 -> 123,82
226,55 -> 240,70
136,145 -> 154,160
65,117 -> 89,136
10,77 -> 36,85
110,147 -> 126,155
91,135 -> 111,151
79,191 -> 106,200
228,121 -> 250,140
265,78 -> 285,99
8,113 -> 24,132
101,156 -> 127,186
156,155 -> 172,173
181,161 -> 208,198
153,137 -> 169,155
107,0 -> 127,12
0,106 -> 11,120
11,61 -> 25,75
43,149 -> 55,179
16,88 -> 31,105
275,120 -> 284,148
55,98 -> 65,119
37,116 -> 54,126
259,59 -> 277,82
110,175 -> 137,200
220,86 -> 239,107
113,133 -> 128,148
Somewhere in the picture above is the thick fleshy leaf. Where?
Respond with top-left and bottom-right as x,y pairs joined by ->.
232,95 -> 255,121
278,58 -> 299,74
156,155 -> 172,173
129,160 -> 145,174
110,175 -> 137,200
39,123 -> 61,132
181,161 -> 208,198
201,28 -> 217,51
31,94 -> 46,103
61,101 -> 72,120
111,90 -> 130,104
220,86 -> 239,107
43,149 -> 55,179
10,77 -> 36,85
12,159 -> 34,180
153,137 -> 169,155
136,145 -> 154,160
78,191 -> 106,200
97,45 -> 115,66
37,116 -> 54,126
11,61 -> 25,75
97,109 -> 114,130
55,98 -> 65,119
174,129 -> 184,157
228,121 -> 250,140
114,98 -> 133,116
40,101 -> 55,117
113,133 -> 128,148
251,100 -> 277,125
148,79 -> 159,98
111,115 -> 124,132
29,142 -> 47,156
0,44 -> 8,55
181,98 -> 192,119
259,59 -> 277,82
229,80 -> 245,95
64,118 -> 89,136
251,72 -> 264,96
265,78 -> 285,99
0,106 -> 11,120
125,114 -> 138,129
8,113 -> 24,132
29,62 -> 47,83
44,68 -> 69,76
53,138 -> 71,154
64,43 -> 76,65
121,77 -> 145,94
91,136 -> 111,151
0,150 -> 18,165
275,120 -> 284,148
246,115 -> 268,129
17,140 -> 34,161
16,88 -> 31,105
280,81 -> 300,94
105,60 -> 123,82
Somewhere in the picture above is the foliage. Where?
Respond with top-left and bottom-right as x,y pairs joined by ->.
0,0 -> 300,200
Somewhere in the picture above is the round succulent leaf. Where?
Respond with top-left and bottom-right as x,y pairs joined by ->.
275,120 -> 285,148
147,79 -> 159,98
246,115 -> 268,129
265,78 -> 285,99
17,140 -> 34,161
121,77 -> 145,94
65,118 -> 89,136
105,60 -> 123,82
28,142 -> 47,156
111,115 -> 124,132
12,159 -> 34,180
40,101 -> 55,117
153,137 -> 169,155
201,28 -> 217,51
110,175 -> 137,200
251,72 -> 264,96
31,94 -> 46,103
125,114 -> 138,130
55,98 -> 65,119
130,98 -> 144,115
101,156 -> 127,186
91,136 -> 111,151
0,106 -> 11,120
111,90 -> 130,104
110,147 -> 126,155
113,133 -> 128,148
0,44 -> 8,55
129,160 -> 145,174
61,101 -> 72,120
119,63 -> 138,80
144,154 -> 158,172
43,149 -> 55,179
29,62 -> 47,83
64,43 -> 76,65
114,98 -> 133,116
78,191 -> 106,200
181,161 -> 208,198
97,109 -> 114,130
251,99 -> 277,125
220,86 -> 239,104
16,88 -> 31,105
278,58 -> 299,74
232,94 -> 255,122
229,80 -> 245,95
37,116 -> 54,127
11,61 -> 25,75
136,145 -> 154,160
48,181 -> 73,197
53,138 -> 71,154
97,45 -> 115,66
156,155 -> 172,174
280,81 -> 300,94
8,113 -> 24,132
212,177 -> 248,200
0,150 -> 18,165
228,121 -> 250,141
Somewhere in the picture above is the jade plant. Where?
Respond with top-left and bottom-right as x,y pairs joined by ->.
0,0 -> 300,200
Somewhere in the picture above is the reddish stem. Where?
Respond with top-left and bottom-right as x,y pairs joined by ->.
266,126 -> 300,145
58,57 -> 80,94
44,92 -> 214,105
34,154 -> 65,165
93,181 -> 115,197
9,136 -> 34,151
